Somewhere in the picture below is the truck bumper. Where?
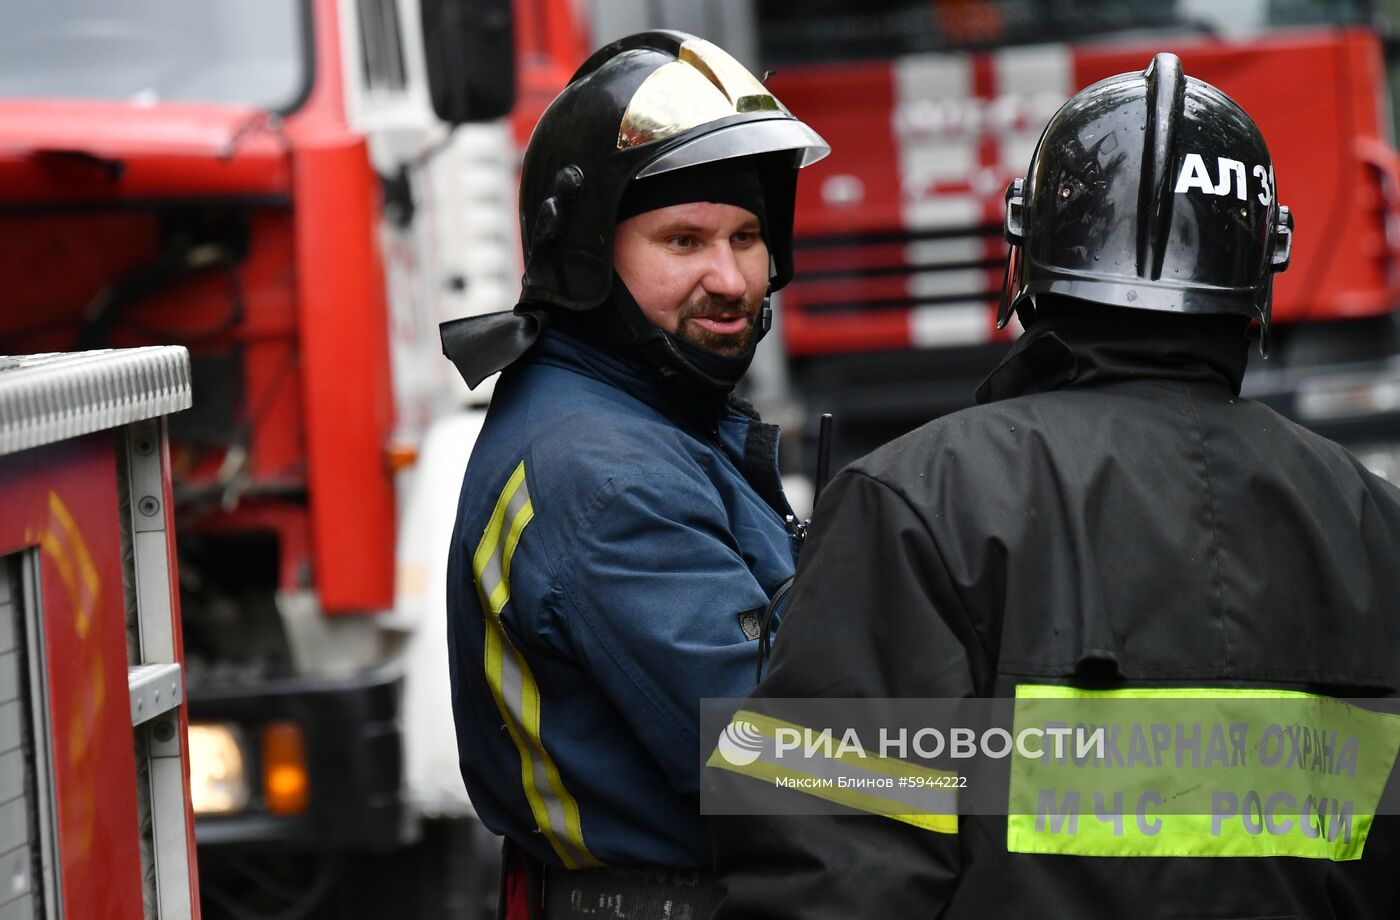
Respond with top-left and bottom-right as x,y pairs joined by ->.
190,670 -> 409,850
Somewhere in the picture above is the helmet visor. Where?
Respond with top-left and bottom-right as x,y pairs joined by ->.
636,117 -> 830,178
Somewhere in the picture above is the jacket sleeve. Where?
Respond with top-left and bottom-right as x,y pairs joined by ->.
552,470 -> 784,795
711,468 -> 978,919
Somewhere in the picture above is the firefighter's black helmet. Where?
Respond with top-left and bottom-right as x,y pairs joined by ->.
999,52 -> 1293,354
517,30 -> 830,313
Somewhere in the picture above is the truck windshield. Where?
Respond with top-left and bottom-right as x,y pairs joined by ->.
0,1 -> 308,112
758,0 -> 1371,65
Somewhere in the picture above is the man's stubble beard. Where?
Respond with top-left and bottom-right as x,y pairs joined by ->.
675,292 -> 762,357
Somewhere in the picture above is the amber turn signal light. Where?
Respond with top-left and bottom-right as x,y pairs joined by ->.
262,721 -> 309,815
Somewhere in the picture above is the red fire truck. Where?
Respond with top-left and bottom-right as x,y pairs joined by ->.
0,346 -> 198,919
0,1 -> 586,917
756,0 -> 1400,469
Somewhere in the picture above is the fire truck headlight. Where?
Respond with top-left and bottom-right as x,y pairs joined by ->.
189,723 -> 251,816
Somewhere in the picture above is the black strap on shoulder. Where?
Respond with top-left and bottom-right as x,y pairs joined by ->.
732,395 -> 790,521
755,574 -> 796,684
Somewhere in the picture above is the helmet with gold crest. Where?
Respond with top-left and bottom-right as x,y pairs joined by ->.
518,30 -> 830,313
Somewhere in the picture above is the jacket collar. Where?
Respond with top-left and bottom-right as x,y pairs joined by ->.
528,329 -> 792,522
528,328 -> 734,427
975,305 -> 1251,405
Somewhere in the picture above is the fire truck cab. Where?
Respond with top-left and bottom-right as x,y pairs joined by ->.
0,1 -> 571,916
753,0 -> 1400,471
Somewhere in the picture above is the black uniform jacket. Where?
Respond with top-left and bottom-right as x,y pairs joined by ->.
711,312 -> 1400,919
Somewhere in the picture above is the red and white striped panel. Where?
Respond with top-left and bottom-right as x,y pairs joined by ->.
893,45 -> 1070,348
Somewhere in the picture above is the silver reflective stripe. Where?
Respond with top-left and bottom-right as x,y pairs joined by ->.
500,643 -> 591,868
477,482 -> 531,604
476,462 -> 598,868
493,639 -> 577,858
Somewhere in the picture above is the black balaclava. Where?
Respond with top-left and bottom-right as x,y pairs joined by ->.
552,157 -> 773,395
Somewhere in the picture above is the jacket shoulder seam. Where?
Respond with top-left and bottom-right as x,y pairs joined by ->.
1182,384 -> 1231,668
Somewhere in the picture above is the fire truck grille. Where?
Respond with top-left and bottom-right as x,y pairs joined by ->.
783,224 -> 1009,356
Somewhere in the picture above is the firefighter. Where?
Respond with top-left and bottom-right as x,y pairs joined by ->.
709,53 -> 1400,917
438,31 -> 828,919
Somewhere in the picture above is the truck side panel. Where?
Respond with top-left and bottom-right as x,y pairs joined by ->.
0,435 -> 147,920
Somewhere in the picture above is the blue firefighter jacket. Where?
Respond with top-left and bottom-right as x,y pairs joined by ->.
446,328 -> 798,868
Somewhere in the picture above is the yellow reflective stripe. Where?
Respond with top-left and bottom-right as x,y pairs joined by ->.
470,467 -> 526,616
708,748 -> 958,835
1008,684 -> 1400,861
706,709 -> 959,835
1016,685 -> 1334,702
737,710 -> 955,781
486,574 -> 510,616
518,642 -> 593,868
475,462 -> 599,868
1007,812 -> 1377,861
501,504 -> 530,584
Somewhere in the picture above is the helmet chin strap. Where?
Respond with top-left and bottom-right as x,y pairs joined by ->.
609,273 -> 771,394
